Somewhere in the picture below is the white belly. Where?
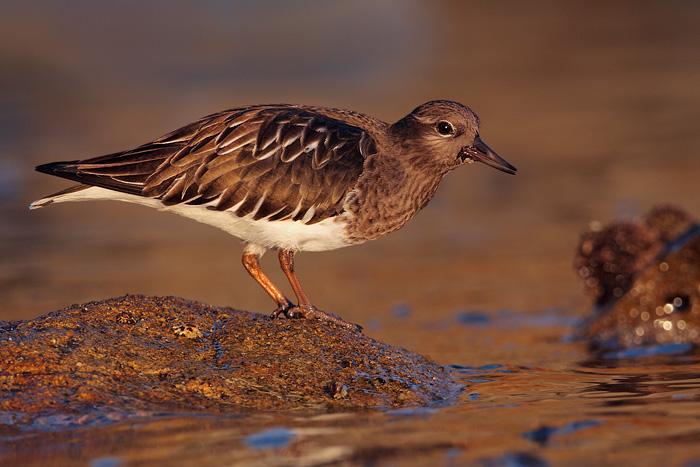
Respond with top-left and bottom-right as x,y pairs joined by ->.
32,186 -> 354,253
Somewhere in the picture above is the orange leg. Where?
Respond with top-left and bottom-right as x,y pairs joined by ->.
242,251 -> 291,316
277,249 -> 362,331
278,249 -> 314,309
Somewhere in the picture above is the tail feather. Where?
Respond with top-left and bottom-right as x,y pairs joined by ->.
35,161 -> 80,177
29,184 -> 91,209
33,156 -> 149,196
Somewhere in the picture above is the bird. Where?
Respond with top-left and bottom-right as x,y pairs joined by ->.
30,100 -> 516,331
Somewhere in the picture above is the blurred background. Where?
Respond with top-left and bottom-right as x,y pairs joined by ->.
2,1 -> 699,348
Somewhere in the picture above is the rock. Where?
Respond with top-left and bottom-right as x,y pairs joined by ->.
0,295 -> 456,426
574,205 -> 700,350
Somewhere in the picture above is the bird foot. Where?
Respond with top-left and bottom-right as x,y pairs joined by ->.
270,304 -> 362,332
270,303 -> 292,320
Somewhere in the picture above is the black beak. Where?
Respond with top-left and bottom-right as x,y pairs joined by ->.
460,137 -> 517,175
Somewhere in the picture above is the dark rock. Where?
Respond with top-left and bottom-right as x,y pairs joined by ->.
574,205 -> 700,350
0,295 -> 456,426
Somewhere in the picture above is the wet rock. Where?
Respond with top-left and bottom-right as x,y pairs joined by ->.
574,205 -> 700,350
0,295 -> 456,426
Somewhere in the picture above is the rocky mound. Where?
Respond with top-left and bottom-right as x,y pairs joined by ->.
0,295 -> 457,426
574,205 -> 700,350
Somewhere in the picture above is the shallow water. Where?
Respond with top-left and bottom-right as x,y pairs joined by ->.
2,1 -> 700,465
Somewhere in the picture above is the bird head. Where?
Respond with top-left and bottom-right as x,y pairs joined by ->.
390,100 -> 516,175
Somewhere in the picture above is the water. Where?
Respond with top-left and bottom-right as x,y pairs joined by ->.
2,1 -> 700,464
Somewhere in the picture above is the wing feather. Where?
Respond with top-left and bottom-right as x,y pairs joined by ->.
35,105 -> 378,224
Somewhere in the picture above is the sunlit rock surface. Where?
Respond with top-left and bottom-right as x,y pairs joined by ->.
0,295 -> 456,425
575,205 -> 700,350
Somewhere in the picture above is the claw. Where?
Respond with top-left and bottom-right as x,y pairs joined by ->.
271,304 -> 362,332
286,308 -> 302,319
270,302 -> 292,319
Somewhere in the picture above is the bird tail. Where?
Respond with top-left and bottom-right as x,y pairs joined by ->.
35,161 -> 79,177
29,184 -> 91,209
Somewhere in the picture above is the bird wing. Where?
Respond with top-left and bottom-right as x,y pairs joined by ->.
36,105 -> 378,224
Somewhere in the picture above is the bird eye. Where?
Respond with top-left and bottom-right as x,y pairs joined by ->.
436,120 -> 455,136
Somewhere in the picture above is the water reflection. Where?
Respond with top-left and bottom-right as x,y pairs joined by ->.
242,426 -> 296,450
522,420 -> 604,447
597,343 -> 695,360
575,355 -> 700,413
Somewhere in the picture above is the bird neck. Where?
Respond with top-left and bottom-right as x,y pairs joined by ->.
342,154 -> 447,243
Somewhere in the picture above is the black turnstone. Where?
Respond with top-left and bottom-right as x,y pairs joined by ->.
30,100 -> 516,331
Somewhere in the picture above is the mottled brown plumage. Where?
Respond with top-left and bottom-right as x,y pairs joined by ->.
38,105 -> 378,225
